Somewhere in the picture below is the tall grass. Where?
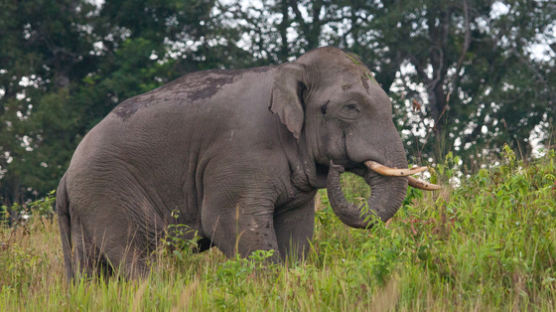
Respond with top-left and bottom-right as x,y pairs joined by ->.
1,148 -> 554,311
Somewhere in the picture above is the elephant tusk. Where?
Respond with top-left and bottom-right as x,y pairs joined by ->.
364,160 -> 427,176
364,160 -> 441,191
408,176 -> 441,190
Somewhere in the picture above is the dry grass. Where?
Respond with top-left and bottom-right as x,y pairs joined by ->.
1,150 -> 555,311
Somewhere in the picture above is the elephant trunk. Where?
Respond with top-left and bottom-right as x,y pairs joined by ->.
326,159 -> 408,229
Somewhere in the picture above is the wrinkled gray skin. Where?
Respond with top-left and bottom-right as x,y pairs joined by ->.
56,47 -> 408,279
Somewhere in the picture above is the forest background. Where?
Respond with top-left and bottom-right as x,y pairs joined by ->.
0,0 -> 554,208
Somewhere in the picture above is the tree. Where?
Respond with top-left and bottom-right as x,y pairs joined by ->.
304,0 -> 554,166
0,0 -> 97,208
1,0 -> 553,207
0,0 -> 232,207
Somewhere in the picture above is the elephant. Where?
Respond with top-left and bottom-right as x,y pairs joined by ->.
56,46 -> 438,279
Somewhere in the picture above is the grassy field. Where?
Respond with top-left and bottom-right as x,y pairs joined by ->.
1,148 -> 555,311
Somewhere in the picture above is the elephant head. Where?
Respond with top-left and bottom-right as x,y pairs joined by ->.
270,47 -> 438,228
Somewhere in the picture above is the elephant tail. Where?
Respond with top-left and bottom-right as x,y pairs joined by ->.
56,173 -> 73,280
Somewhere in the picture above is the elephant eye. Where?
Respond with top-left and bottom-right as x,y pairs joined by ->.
343,103 -> 360,112
339,103 -> 360,119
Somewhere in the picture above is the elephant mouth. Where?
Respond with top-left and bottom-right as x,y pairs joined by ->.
364,160 -> 441,190
325,159 -> 440,228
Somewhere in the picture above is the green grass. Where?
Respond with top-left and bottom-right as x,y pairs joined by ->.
1,148 -> 555,311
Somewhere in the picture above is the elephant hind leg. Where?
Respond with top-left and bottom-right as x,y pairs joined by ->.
103,247 -> 149,279
71,242 -> 147,279
70,216 -> 151,279
70,220 -> 105,278
97,225 -> 156,279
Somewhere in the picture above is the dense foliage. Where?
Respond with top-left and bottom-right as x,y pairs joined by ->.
1,148 -> 554,310
0,1 -> 554,210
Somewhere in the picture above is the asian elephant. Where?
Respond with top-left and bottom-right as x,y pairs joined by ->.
56,47 -> 437,279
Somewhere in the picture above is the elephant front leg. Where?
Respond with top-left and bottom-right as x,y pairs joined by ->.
274,198 -> 315,262
201,196 -> 280,261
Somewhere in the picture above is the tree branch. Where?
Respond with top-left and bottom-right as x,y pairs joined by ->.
448,0 -> 471,103
289,0 -> 310,37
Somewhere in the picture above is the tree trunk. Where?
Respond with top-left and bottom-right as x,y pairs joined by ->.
279,0 -> 289,62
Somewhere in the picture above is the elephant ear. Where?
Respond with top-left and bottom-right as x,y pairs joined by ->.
269,63 -> 307,140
